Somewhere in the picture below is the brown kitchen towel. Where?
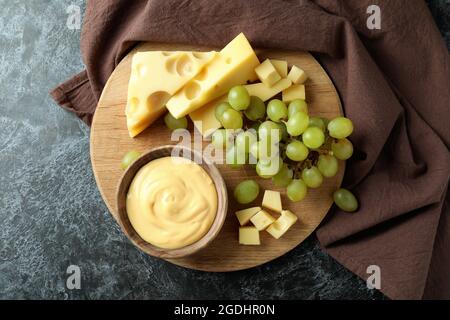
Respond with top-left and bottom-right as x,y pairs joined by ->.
50,0 -> 450,299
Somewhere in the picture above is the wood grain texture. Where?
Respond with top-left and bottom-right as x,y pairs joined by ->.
90,42 -> 344,272
116,145 -> 228,259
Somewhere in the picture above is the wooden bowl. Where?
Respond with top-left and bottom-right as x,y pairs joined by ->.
116,145 -> 228,259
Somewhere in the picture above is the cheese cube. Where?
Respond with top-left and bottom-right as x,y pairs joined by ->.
126,50 -> 216,137
255,59 -> 281,87
166,33 -> 260,118
282,84 -> 305,103
244,78 -> 292,102
189,95 -> 226,137
250,210 -> 276,231
239,227 -> 260,245
270,59 -> 288,78
235,207 -> 262,226
266,210 -> 298,239
287,65 -> 308,84
262,190 -> 282,212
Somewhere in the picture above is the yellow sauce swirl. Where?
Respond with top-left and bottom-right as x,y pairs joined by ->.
126,156 -> 217,249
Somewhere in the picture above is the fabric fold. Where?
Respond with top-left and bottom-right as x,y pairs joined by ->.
50,70 -> 96,125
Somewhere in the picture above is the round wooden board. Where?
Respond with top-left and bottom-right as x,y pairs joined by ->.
91,42 -> 344,272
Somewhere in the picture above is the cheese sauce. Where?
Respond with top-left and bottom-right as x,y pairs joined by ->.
126,156 -> 217,249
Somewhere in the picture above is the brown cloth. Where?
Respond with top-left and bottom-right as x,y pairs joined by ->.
51,0 -> 450,299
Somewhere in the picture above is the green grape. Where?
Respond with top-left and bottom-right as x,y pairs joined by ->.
272,163 -> 293,187
226,145 -> 247,169
235,130 -> 257,154
301,166 -> 323,188
121,150 -> 141,170
333,188 -> 358,212
286,140 -> 309,161
317,154 -> 339,178
286,111 -> 309,136
267,99 -> 288,122
258,121 -> 282,143
302,127 -> 325,149
234,180 -> 260,204
244,96 -> 266,121
287,179 -> 308,202
278,122 -> 289,141
308,117 -> 326,131
211,129 -> 232,149
327,117 -> 354,139
215,102 -> 231,122
164,113 -> 188,130
256,157 -> 282,178
331,138 -> 354,160
221,108 -> 243,129
228,85 -> 250,111
288,99 -> 308,117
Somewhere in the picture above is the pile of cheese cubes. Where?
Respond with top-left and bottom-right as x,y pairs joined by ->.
236,190 -> 298,245
252,58 -> 308,103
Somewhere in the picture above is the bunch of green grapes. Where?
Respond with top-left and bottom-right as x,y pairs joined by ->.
213,85 -> 358,212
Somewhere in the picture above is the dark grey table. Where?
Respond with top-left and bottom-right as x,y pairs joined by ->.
0,0 -> 448,299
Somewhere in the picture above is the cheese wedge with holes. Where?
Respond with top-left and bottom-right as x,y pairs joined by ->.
126,50 -> 216,137
166,33 -> 260,119
244,78 -> 292,102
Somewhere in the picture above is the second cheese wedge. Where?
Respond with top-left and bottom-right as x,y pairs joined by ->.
166,33 -> 260,119
126,50 -> 216,137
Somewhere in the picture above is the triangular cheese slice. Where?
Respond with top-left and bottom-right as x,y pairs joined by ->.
126,50 -> 216,137
166,33 -> 260,119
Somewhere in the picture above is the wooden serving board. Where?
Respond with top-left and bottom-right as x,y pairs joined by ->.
91,42 -> 344,272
